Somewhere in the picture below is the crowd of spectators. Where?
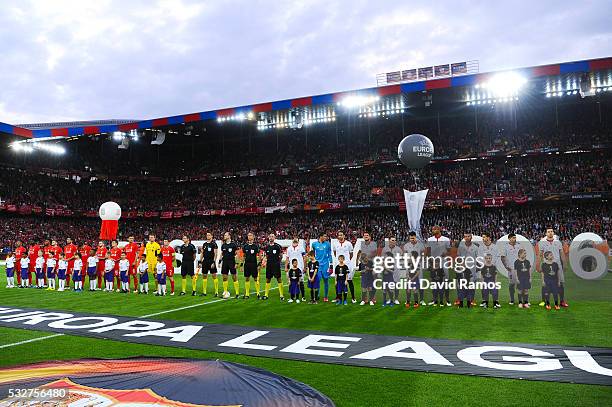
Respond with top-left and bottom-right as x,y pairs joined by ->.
1,153 -> 609,212
1,109 -> 609,177
1,105 -> 609,253
2,203 -> 609,251
100,121 -> 612,176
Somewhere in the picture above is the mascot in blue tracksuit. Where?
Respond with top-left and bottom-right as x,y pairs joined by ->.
311,232 -> 332,301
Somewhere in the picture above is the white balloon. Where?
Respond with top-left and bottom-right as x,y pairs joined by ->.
99,201 -> 122,220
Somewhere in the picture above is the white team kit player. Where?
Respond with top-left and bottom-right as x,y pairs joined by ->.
156,255 -> 167,296
87,255 -> 98,291
73,254 -> 83,292
119,256 -> 131,293
538,227 -> 568,308
477,232 -> 499,307
457,232 -> 480,307
19,257 -> 30,288
426,226 -> 452,306
138,255 -> 150,294
57,253 -> 68,291
500,233 -> 521,305
286,238 -> 306,301
383,236 -> 403,305
39,254 -> 50,289
104,256 -> 115,292
403,231 -> 426,306
5,252 -> 16,288
332,231 -> 355,303
57,256 -> 68,291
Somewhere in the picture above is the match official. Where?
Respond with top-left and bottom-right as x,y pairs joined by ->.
178,235 -> 197,296
263,233 -> 284,301
242,232 -> 261,299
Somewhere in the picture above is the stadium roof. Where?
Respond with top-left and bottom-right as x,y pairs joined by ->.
1,56 -> 611,142
15,119 -> 140,131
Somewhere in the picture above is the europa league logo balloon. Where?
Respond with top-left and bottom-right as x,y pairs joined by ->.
397,134 -> 434,169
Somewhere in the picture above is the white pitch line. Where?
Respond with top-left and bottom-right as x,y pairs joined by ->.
141,284 -> 286,318
0,333 -> 65,349
0,284 -> 287,348
139,298 -> 225,318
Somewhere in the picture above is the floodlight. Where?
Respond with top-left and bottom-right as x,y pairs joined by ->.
338,95 -> 380,109
485,72 -> 527,98
36,143 -> 65,154
112,131 -> 124,141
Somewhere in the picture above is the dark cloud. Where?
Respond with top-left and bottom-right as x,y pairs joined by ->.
0,0 -> 610,123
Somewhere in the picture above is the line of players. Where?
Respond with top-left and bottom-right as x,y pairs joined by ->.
364,226 -> 568,310
4,237 -> 148,293
3,226 -> 568,309
2,230 -> 351,303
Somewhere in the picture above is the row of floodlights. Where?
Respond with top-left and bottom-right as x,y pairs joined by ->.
466,97 -> 519,106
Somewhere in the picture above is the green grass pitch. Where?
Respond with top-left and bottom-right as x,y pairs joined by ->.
1,265 -> 611,406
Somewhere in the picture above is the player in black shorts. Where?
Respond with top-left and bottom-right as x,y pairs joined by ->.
198,232 -> 219,297
262,233 -> 284,301
178,236 -> 197,296
220,232 -> 239,298
242,232 -> 261,299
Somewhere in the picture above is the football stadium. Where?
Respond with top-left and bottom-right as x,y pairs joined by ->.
0,6 -> 611,406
